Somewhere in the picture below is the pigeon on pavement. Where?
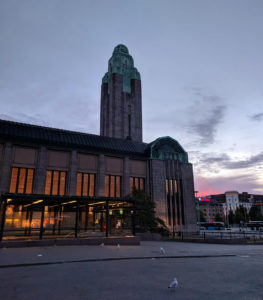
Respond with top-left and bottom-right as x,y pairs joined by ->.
168,277 -> 178,289
160,247 -> 165,255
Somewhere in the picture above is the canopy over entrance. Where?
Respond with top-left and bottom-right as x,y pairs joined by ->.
0,194 -> 136,241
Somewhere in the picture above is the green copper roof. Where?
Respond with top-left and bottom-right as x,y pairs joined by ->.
148,136 -> 189,163
102,44 -> 141,93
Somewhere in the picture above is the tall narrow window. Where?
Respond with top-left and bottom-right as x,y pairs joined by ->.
17,168 -> 26,193
166,179 -> 169,194
105,175 -> 110,197
45,171 -> 52,195
9,168 -> 18,193
174,180 -> 177,193
180,179 -> 185,225
105,175 -> 121,197
130,177 -> 133,194
89,174 -> 95,196
9,167 -> 34,194
169,180 -> 173,195
110,176 -> 115,197
76,173 -> 82,196
116,176 -> 121,198
76,173 -> 96,197
134,178 -> 139,190
166,178 -> 179,226
25,169 -> 34,194
139,178 -> 144,191
82,174 -> 89,196
166,178 -> 171,225
60,171 -> 66,196
45,170 -> 66,195
52,171 -> 59,195
128,114 -> 131,137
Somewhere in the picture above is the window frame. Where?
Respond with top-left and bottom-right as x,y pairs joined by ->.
76,172 -> 96,197
44,170 -> 67,196
9,167 -> 34,194
105,175 -> 122,198
130,176 -> 145,193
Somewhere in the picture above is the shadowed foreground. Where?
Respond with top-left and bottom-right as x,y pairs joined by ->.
0,242 -> 263,300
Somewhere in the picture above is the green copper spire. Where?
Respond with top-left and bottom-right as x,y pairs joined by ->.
102,44 -> 141,93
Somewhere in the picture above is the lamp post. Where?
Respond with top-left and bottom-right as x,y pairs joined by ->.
195,191 -> 200,231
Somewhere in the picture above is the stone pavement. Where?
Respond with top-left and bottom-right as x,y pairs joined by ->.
0,241 -> 263,300
0,241 -> 262,267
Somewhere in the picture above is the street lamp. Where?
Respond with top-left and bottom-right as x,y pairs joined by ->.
195,191 -> 200,231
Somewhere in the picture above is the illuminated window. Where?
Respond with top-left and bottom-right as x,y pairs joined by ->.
45,170 -> 67,195
170,179 -> 173,195
165,179 -> 177,196
9,167 -> 34,194
76,172 -> 96,197
105,175 -> 121,197
165,178 -> 178,226
130,177 -> 145,193
166,179 -> 169,194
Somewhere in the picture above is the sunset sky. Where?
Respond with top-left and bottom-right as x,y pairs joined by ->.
1,0 -> 263,196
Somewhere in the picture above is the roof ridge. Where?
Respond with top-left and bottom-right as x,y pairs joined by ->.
0,119 -> 148,146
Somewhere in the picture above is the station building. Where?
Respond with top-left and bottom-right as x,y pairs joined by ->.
0,45 -> 197,240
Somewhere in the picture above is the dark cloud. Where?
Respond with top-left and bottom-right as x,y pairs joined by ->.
250,112 -> 263,122
186,90 -> 227,145
224,152 -> 263,169
191,151 -> 263,172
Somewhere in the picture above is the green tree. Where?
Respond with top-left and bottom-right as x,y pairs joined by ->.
199,210 -> 206,222
234,206 -> 248,224
132,189 -> 170,236
228,209 -> 235,225
215,213 -> 224,222
249,206 -> 263,221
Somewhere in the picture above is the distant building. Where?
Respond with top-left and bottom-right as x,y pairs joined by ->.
199,191 -> 253,222
199,200 -> 224,221
250,194 -> 263,215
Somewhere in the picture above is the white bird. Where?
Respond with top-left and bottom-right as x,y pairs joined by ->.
100,242 -> 104,247
168,277 -> 178,289
117,244 -> 120,249
160,247 -> 165,255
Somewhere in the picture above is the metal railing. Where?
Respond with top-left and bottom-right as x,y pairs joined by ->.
199,230 -> 263,241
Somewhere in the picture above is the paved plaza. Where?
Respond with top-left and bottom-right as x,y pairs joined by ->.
0,241 -> 263,300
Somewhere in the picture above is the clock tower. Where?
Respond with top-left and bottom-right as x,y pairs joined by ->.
100,44 -> 142,142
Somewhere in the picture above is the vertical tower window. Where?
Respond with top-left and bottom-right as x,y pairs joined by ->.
180,179 -> 185,225
9,167 -> 34,194
45,170 -> 67,195
166,179 -> 171,225
105,175 -> 121,197
128,114 -> 131,137
166,178 -> 178,226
